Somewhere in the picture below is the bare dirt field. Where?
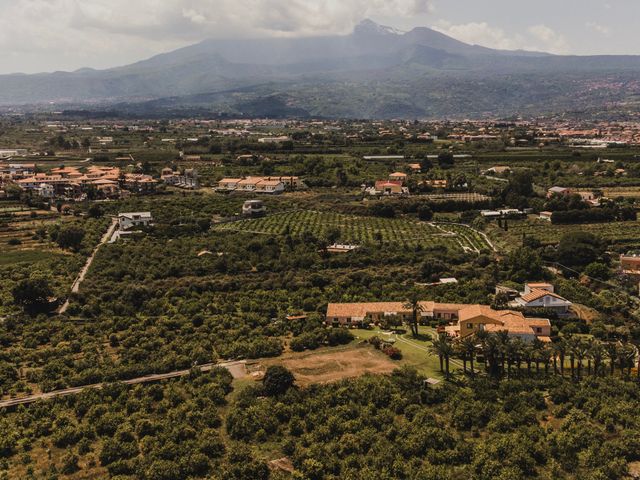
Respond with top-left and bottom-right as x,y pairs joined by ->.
262,344 -> 398,386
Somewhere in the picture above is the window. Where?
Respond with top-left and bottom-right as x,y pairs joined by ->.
467,323 -> 473,329
536,327 -> 542,334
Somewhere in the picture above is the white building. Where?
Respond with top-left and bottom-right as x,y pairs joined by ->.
511,283 -> 572,315
118,212 -> 153,230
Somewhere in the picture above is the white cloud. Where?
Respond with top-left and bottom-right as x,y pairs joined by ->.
432,20 -> 570,55
432,21 -> 524,50
586,21 -> 611,36
527,24 -> 570,54
0,0 -> 434,73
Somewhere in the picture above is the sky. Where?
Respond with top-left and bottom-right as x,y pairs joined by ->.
0,0 -> 638,74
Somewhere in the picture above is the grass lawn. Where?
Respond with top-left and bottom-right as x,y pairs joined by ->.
352,326 -> 457,379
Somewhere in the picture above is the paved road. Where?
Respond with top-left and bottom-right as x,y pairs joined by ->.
0,360 -> 247,409
58,217 -> 118,314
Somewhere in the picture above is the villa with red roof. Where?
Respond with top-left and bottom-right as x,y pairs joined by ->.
326,301 -> 551,342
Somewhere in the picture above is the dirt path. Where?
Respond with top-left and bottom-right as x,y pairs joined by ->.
58,217 -> 118,314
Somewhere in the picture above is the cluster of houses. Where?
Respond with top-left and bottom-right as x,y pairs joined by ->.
546,186 -> 600,205
0,163 -> 36,197
216,176 -> 303,194
366,171 -> 450,196
161,168 -> 200,189
5,164 -> 157,200
326,283 -> 572,343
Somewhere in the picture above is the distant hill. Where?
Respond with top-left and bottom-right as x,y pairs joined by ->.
2,20 -> 640,118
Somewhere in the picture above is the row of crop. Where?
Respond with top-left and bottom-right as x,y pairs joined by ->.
214,211 -> 473,252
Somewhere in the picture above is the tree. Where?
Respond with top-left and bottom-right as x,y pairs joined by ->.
88,204 -> 104,218
403,291 -> 424,337
556,232 -> 605,269
417,205 -> 433,221
56,226 -> 85,251
437,152 -> 454,169
587,339 -> 605,377
584,262 -> 610,281
459,336 -> 477,377
263,366 -> 295,396
604,342 -> 618,376
12,276 -> 54,312
430,334 -> 454,379
553,339 -> 567,376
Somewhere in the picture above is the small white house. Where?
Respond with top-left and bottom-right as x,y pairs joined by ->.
512,284 -> 571,315
118,212 -> 153,230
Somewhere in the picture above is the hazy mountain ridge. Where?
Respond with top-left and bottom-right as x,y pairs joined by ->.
2,20 -> 640,118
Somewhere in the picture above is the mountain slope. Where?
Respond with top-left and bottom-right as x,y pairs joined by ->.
2,20 -> 640,118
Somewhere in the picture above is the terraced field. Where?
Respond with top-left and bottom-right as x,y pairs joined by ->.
213,210 -> 494,253
0,206 -> 60,259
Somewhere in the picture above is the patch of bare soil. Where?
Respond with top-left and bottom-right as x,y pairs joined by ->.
263,345 -> 397,386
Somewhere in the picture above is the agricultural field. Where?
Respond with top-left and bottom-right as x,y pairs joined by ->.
487,215 -> 640,250
603,187 -> 640,199
0,204 -> 62,257
418,192 -> 491,203
213,210 -> 493,253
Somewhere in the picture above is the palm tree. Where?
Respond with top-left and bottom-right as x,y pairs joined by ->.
566,336 -> 578,378
618,343 -> 636,379
531,339 -> 544,374
573,339 -> 589,380
553,340 -> 567,376
496,331 -> 511,376
460,335 -> 477,378
453,341 -> 468,375
476,330 -> 499,377
430,334 -> 454,379
403,292 -> 424,338
588,340 -> 605,377
537,344 -> 552,375
604,342 -> 618,376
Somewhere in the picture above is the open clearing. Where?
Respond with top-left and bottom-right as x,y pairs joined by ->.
262,344 -> 398,386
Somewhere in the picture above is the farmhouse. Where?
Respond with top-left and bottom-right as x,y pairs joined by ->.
255,179 -> 286,194
389,172 -> 408,183
118,212 -> 153,230
325,301 -> 551,342
161,168 -> 200,189
539,211 -> 553,221
445,305 -> 551,342
620,253 -> 640,278
511,283 -> 572,315
217,176 -> 300,193
547,186 -> 572,198
371,180 -> 407,196
326,244 -> 360,253
0,149 -> 28,158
